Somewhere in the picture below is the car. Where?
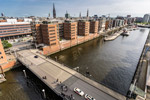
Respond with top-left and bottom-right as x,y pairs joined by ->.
85,94 -> 96,100
74,87 -> 84,96
34,55 -> 38,58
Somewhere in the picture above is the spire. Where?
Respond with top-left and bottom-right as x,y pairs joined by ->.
1,13 -> 4,17
87,9 -> 89,18
48,13 -> 50,18
53,3 -> 56,18
79,12 -> 81,18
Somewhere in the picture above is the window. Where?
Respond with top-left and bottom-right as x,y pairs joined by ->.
50,43 -> 56,45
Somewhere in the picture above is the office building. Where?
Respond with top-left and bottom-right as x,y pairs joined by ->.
105,20 -> 109,30
98,17 -> 106,32
64,20 -> 77,40
0,18 -> 32,40
78,20 -> 89,36
35,22 -> 58,47
89,20 -> 98,34
143,14 -> 150,23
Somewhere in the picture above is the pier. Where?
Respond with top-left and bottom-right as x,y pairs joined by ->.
16,49 -> 126,100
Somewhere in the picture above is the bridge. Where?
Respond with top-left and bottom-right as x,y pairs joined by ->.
16,49 -> 126,100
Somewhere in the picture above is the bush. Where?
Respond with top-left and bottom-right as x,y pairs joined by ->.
2,40 -> 12,49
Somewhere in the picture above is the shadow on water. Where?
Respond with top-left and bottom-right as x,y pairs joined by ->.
0,66 -> 62,100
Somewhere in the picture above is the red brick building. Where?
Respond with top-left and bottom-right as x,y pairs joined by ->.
64,21 -> 77,40
78,20 -> 90,36
90,20 -> 99,34
0,40 -> 7,65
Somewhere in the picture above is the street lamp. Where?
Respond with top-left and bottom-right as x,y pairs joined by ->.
42,89 -> 46,98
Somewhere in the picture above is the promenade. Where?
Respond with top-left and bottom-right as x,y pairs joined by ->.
104,30 -> 123,41
17,49 -> 126,100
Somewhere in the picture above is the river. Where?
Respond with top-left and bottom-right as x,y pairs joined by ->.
50,28 -> 149,95
0,28 -> 149,99
0,67 -> 62,100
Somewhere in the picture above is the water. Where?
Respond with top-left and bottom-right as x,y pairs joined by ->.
0,67 -> 62,100
50,28 -> 149,96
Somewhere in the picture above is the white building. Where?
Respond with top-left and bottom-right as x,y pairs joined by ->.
143,14 -> 150,23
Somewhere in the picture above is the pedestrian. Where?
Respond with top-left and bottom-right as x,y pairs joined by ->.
60,81 -> 61,84
45,76 -> 47,79
56,79 -> 58,82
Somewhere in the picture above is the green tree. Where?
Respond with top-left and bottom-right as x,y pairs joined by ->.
2,40 -> 12,49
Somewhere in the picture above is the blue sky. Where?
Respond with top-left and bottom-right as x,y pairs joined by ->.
0,0 -> 150,17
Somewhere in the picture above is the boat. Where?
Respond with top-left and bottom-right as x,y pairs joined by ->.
121,28 -> 130,36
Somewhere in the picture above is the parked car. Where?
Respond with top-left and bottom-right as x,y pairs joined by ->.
74,87 -> 84,96
85,94 -> 96,100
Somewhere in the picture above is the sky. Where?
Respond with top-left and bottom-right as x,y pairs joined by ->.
0,0 -> 150,17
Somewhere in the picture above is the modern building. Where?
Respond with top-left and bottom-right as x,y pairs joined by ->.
98,17 -> 106,32
78,20 -> 90,36
127,15 -> 131,18
143,14 -> 150,23
0,39 -> 7,65
64,20 -> 77,40
0,18 -> 32,40
89,20 -> 98,34
135,17 -> 143,23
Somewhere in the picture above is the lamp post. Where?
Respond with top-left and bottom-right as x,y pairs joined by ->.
23,70 -> 27,78
42,89 -> 46,98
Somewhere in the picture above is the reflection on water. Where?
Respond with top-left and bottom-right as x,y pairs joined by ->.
0,67 -> 62,100
50,28 -> 149,95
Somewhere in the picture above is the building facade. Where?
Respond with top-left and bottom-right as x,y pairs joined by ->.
78,20 -> 90,36
90,20 -> 98,34
64,21 -> 77,40
0,40 -> 7,65
143,14 -> 150,23
0,18 -> 32,40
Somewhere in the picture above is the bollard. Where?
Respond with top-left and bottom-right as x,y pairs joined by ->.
55,56 -> 57,61
23,70 -> 27,78
77,67 -> 79,72
42,89 -> 46,98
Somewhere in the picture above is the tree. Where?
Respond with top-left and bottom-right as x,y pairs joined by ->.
2,40 -> 12,49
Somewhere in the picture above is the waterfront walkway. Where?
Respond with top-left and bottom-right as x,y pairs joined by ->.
104,30 -> 123,41
16,49 -> 126,100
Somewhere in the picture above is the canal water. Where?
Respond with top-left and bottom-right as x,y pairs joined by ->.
0,67 -> 62,100
50,28 -> 150,96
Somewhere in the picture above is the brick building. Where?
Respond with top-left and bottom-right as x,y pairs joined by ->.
0,40 -> 7,65
89,20 -> 98,34
64,20 -> 77,40
105,20 -> 109,30
78,20 -> 90,36
35,23 -> 58,47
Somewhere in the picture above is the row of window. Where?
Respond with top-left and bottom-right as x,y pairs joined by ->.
0,31 -> 31,36
0,27 -> 31,30
0,29 -> 31,33
0,25 -> 30,27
